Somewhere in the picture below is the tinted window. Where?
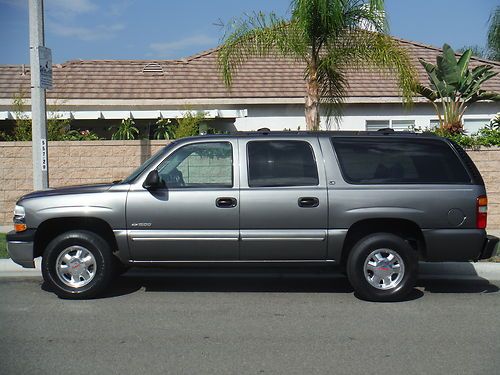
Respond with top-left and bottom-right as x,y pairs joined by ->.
247,141 -> 319,187
157,142 -> 233,188
332,138 -> 471,184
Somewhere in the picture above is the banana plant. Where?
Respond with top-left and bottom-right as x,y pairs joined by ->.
153,118 -> 176,140
111,118 -> 139,140
416,44 -> 500,133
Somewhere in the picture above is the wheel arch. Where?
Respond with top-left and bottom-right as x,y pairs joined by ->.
340,218 -> 426,266
34,217 -> 118,258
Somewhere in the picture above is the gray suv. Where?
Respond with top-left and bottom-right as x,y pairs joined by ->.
7,131 -> 499,301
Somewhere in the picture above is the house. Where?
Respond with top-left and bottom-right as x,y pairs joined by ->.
0,37 -> 499,136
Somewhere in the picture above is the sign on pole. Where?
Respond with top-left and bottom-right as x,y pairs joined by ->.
38,46 -> 52,90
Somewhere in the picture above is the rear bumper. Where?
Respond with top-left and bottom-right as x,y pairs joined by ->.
423,229 -> 498,262
6,230 -> 36,268
480,235 -> 499,260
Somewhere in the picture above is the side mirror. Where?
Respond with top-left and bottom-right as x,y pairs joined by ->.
143,170 -> 163,190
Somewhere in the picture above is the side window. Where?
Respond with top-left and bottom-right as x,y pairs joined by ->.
247,141 -> 319,187
331,137 -> 471,184
157,142 -> 233,188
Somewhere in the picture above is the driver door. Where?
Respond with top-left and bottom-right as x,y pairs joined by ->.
126,140 -> 239,261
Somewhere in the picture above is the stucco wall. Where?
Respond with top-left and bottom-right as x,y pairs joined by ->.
0,141 -> 499,229
234,102 -> 499,132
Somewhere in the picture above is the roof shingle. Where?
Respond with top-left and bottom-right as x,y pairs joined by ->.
0,38 -> 498,101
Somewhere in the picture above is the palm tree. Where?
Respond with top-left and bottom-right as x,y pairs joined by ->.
487,6 -> 500,61
218,0 -> 417,130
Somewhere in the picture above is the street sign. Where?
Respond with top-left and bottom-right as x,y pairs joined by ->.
38,46 -> 52,90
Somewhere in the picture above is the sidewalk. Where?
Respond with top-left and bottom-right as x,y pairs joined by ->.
1,258 -> 499,281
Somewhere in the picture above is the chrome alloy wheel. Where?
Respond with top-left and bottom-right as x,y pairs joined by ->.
55,246 -> 97,288
363,249 -> 405,290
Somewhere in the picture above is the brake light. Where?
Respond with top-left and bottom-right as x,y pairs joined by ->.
476,195 -> 488,229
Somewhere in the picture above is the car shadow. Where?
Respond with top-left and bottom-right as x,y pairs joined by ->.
41,264 -> 498,301
101,268 -> 354,298
417,278 -> 499,294
418,261 -> 500,294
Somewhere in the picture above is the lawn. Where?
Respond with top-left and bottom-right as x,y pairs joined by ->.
0,233 -> 8,258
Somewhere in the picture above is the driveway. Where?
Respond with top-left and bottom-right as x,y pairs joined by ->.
1,269 -> 499,375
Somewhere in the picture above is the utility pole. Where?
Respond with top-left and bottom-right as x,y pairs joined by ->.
29,0 -> 50,190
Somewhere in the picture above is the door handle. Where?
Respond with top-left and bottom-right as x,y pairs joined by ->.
216,197 -> 237,208
298,197 -> 319,208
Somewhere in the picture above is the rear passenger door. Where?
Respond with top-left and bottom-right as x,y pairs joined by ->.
239,137 -> 328,260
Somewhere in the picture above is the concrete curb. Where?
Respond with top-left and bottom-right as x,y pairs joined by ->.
0,258 -> 499,281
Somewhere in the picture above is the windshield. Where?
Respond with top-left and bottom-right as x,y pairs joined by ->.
121,142 -> 177,184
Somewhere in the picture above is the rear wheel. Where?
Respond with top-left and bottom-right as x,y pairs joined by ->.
42,230 -> 113,299
347,233 -> 418,302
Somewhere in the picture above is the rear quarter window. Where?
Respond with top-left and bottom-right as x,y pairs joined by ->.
331,137 -> 471,184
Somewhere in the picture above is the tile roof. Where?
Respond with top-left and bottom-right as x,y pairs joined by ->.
0,38 -> 499,102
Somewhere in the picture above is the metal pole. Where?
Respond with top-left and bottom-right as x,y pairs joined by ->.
29,0 -> 49,190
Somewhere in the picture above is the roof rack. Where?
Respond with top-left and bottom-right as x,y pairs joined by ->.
377,128 -> 395,134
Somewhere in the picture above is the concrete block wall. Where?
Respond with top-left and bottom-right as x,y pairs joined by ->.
468,148 -> 500,228
0,140 -> 168,225
0,141 -> 499,228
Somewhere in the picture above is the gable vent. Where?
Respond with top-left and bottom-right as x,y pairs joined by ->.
142,62 -> 164,73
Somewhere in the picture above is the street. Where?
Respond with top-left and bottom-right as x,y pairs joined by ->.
1,269 -> 499,375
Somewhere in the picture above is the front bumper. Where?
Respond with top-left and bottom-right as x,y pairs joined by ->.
6,230 -> 36,268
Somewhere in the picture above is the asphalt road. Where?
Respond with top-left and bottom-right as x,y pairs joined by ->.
1,269 -> 499,375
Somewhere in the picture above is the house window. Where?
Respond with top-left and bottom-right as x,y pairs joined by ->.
365,120 -> 415,131
366,120 -> 390,131
392,120 -> 415,131
430,118 -> 490,133
463,119 -> 490,134
430,119 -> 440,129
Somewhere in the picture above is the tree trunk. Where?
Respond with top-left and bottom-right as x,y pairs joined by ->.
305,71 -> 320,131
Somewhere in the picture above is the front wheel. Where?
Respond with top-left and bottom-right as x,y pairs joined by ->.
346,233 -> 418,302
42,230 -> 114,299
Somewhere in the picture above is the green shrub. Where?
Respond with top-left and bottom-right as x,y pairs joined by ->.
431,128 -> 480,149
175,111 -> 206,139
476,125 -> 500,147
64,129 -> 101,141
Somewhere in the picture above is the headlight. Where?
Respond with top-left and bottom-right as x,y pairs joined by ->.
14,205 -> 25,218
13,205 -> 27,232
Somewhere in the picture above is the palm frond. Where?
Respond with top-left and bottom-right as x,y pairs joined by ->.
487,6 -> 500,61
316,59 -> 348,129
218,12 -> 307,86
330,31 -> 418,104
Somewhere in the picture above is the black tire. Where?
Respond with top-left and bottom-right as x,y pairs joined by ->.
41,230 -> 114,299
346,233 -> 418,302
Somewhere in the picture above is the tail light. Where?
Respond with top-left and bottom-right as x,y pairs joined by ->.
476,195 -> 488,229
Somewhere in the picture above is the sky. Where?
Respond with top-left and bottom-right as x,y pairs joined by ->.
0,0 -> 497,64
